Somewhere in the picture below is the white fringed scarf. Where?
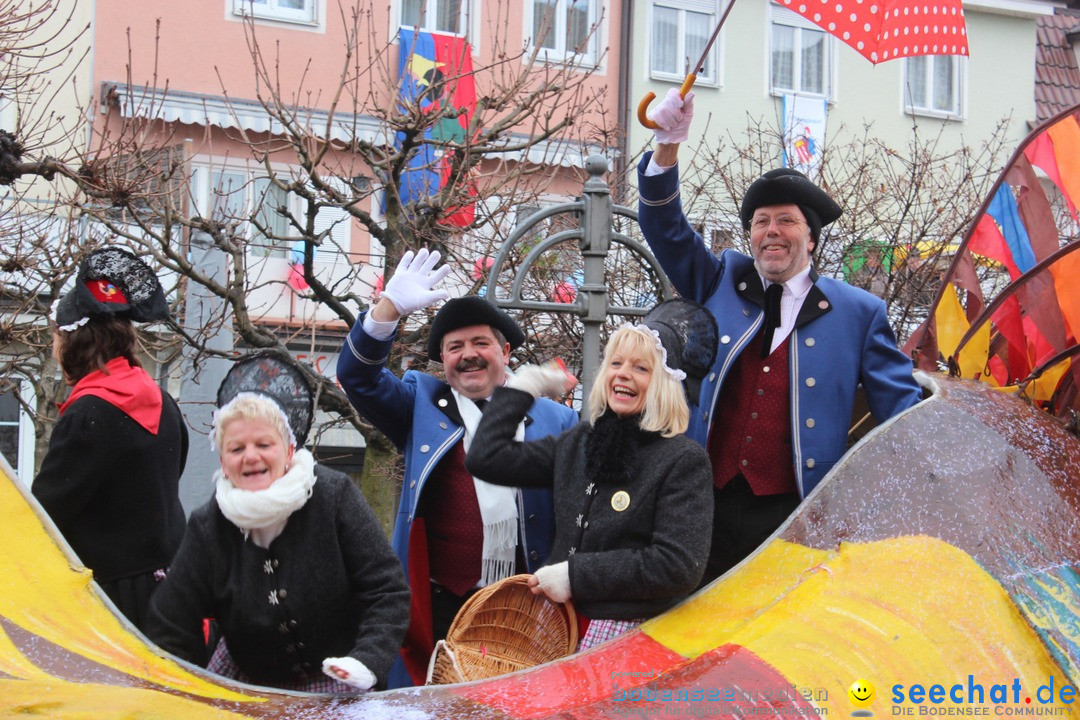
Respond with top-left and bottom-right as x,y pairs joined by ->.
215,448 -> 317,548
452,390 -> 525,587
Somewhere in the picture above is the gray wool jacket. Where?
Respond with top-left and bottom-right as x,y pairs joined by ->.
466,387 -> 713,621
148,465 -> 409,689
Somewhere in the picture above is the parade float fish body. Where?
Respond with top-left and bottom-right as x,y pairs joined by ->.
2,371 -> 1078,719
9,104 -> 1080,720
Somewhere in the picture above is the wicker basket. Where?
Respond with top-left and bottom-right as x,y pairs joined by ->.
426,574 -> 578,684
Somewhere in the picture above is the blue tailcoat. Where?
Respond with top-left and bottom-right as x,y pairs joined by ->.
337,314 -> 577,686
637,153 -> 922,497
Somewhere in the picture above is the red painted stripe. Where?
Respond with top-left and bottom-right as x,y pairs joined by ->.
452,638 -> 820,720
452,630 -> 685,718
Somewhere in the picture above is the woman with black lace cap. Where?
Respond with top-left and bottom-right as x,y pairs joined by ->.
466,299 -> 717,650
147,354 -> 409,693
33,247 -> 187,633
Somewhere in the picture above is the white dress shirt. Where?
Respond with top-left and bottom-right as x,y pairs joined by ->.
761,264 -> 813,355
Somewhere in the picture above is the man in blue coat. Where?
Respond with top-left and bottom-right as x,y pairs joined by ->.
638,89 -> 923,585
338,249 -> 577,687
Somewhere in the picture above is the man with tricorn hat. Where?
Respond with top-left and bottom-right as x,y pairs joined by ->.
337,249 -> 577,687
637,90 -> 923,584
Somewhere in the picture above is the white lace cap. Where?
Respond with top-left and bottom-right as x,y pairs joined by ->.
210,391 -> 298,452
616,323 -> 687,382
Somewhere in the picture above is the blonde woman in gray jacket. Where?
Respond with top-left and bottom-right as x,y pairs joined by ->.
467,300 -> 716,650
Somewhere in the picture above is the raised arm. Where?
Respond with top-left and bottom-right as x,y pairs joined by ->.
465,380 -> 569,490
338,249 -> 451,448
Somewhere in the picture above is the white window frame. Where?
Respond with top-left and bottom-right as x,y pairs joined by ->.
0,377 -> 36,488
190,163 -> 298,259
648,0 -> 722,87
903,54 -> 964,120
769,3 -> 835,100
525,0 -> 601,65
231,0 -> 318,26
398,0 -> 472,36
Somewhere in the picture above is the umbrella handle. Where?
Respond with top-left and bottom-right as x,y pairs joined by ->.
637,74 -> 697,130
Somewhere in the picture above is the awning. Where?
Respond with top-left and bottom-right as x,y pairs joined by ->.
101,82 -> 608,169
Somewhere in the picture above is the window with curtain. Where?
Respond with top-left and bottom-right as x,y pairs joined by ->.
769,4 -> 831,98
0,390 -> 20,477
650,1 -> 720,85
528,0 -> 599,63
231,0 -> 317,25
904,55 -> 961,117
401,0 -> 468,35
207,170 -> 292,258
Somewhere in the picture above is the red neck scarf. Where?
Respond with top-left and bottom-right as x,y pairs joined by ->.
59,357 -> 164,435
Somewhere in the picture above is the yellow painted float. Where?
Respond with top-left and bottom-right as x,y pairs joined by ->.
2,371 -> 1078,719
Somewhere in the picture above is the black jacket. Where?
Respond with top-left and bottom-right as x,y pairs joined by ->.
147,466 -> 410,689
466,387 -> 713,620
32,391 -> 188,583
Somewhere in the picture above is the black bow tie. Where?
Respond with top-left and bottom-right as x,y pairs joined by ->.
473,398 -> 488,411
761,282 -> 784,358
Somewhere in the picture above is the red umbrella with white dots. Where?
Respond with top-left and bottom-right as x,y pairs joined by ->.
639,0 -> 968,126
784,0 -> 968,64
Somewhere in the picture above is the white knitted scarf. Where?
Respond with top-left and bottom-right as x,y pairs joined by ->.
452,389 -> 524,587
215,448 -> 317,548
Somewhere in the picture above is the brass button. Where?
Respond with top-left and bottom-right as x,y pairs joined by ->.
751,412 -> 758,420
439,421 -> 448,429
278,589 -> 287,598
805,378 -> 816,387
762,366 -> 770,373
721,335 -> 731,344
420,444 -> 430,453
741,460 -> 748,467
805,338 -> 816,347
805,418 -> 815,428
757,389 -> 764,396
409,480 -> 416,488
745,436 -> 752,443
743,308 -> 750,317
709,373 -> 716,382
438,398 -> 448,407
806,459 -> 816,469
738,282 -> 747,291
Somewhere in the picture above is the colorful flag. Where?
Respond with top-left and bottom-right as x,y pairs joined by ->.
782,94 -> 827,177
287,239 -> 312,291
395,28 -> 477,227
909,103 -> 1080,418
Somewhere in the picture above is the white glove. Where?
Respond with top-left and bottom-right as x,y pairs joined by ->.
380,248 -> 452,317
505,363 -> 575,400
322,656 -> 377,691
649,88 -> 695,145
531,561 -> 572,603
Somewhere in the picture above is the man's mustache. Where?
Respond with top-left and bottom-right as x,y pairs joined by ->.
456,358 -> 488,372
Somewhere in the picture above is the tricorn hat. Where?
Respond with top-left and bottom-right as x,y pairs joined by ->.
739,168 -> 843,243
642,298 -> 719,404
427,296 -> 525,363
216,353 -> 315,447
52,247 -> 171,331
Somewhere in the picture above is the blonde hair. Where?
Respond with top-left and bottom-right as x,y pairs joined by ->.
586,325 -> 690,437
213,393 -> 294,453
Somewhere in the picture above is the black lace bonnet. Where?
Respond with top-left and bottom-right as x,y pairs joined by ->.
216,353 -> 315,447
52,247 -> 170,331
641,298 -> 719,404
